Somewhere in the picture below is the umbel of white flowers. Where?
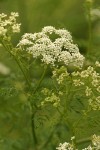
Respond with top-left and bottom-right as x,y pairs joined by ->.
56,135 -> 100,150
17,26 -> 84,67
0,12 -> 21,37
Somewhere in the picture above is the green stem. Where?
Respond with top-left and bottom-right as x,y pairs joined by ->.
33,65 -> 47,94
86,1 -> 93,55
31,111 -> 38,150
40,116 -> 63,150
1,40 -> 38,148
88,8 -> 92,54
1,40 -> 31,88
14,57 -> 31,88
76,137 -> 91,144
65,80 -> 72,112
40,129 -> 54,149
57,106 -> 91,145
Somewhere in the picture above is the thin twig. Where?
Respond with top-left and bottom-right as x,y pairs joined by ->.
76,137 -> 91,144
33,65 -> 47,94
0,40 -> 31,88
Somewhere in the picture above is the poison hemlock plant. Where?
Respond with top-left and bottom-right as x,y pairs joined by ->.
0,12 -> 100,150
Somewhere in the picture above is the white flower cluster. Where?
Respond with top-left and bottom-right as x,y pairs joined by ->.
90,8 -> 100,21
17,26 -> 84,67
52,66 -> 69,84
56,142 -> 74,150
41,88 -> 60,107
73,79 -> 84,86
82,134 -> 100,150
85,86 -> 92,96
92,134 -> 100,150
56,136 -> 76,150
56,135 -> 100,150
72,66 -> 100,110
52,65 -> 100,110
0,12 -> 21,38
95,61 -> 100,67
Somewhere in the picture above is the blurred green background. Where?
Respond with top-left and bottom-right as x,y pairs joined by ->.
1,0 -> 88,35
0,0 -> 100,150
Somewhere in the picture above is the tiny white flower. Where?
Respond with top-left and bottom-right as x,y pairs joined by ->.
97,86 -> 100,92
91,8 -> 100,20
0,26 -> 7,36
12,23 -> 21,33
85,86 -> 92,96
73,79 -> 84,86
95,61 -> 100,67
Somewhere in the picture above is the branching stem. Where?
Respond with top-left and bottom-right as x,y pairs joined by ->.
1,40 -> 42,149
0,40 -> 31,88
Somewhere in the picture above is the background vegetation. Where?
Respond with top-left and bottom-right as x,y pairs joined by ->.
0,0 -> 100,150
